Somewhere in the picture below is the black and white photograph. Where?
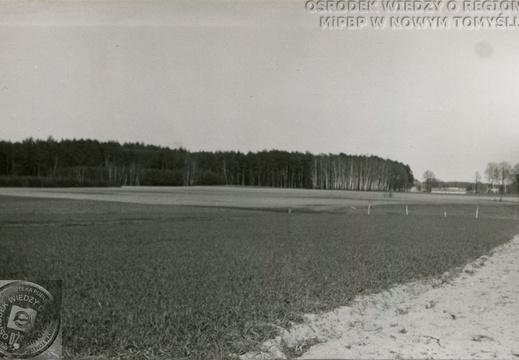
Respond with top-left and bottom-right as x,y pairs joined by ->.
1,0 -> 519,359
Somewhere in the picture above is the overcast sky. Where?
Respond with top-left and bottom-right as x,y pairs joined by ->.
1,0 -> 518,182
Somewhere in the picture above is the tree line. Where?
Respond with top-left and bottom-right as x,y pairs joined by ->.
482,162 -> 519,194
0,138 -> 414,190
421,161 -> 519,195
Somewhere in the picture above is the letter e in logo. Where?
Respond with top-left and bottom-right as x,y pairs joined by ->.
7,305 -> 37,332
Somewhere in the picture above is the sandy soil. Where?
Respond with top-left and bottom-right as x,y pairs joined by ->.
241,235 -> 519,359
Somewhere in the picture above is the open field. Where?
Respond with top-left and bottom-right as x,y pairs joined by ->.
0,187 -> 518,359
1,186 -> 518,211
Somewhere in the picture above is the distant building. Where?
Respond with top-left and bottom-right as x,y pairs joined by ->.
431,187 -> 467,194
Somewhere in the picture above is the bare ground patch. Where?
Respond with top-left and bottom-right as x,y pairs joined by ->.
241,235 -> 519,359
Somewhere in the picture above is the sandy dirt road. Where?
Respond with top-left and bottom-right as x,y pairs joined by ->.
242,235 -> 519,359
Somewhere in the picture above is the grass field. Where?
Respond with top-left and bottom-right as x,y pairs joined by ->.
1,186 -> 518,210
0,187 -> 518,359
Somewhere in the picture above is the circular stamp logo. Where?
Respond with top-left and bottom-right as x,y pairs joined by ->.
0,281 -> 60,358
